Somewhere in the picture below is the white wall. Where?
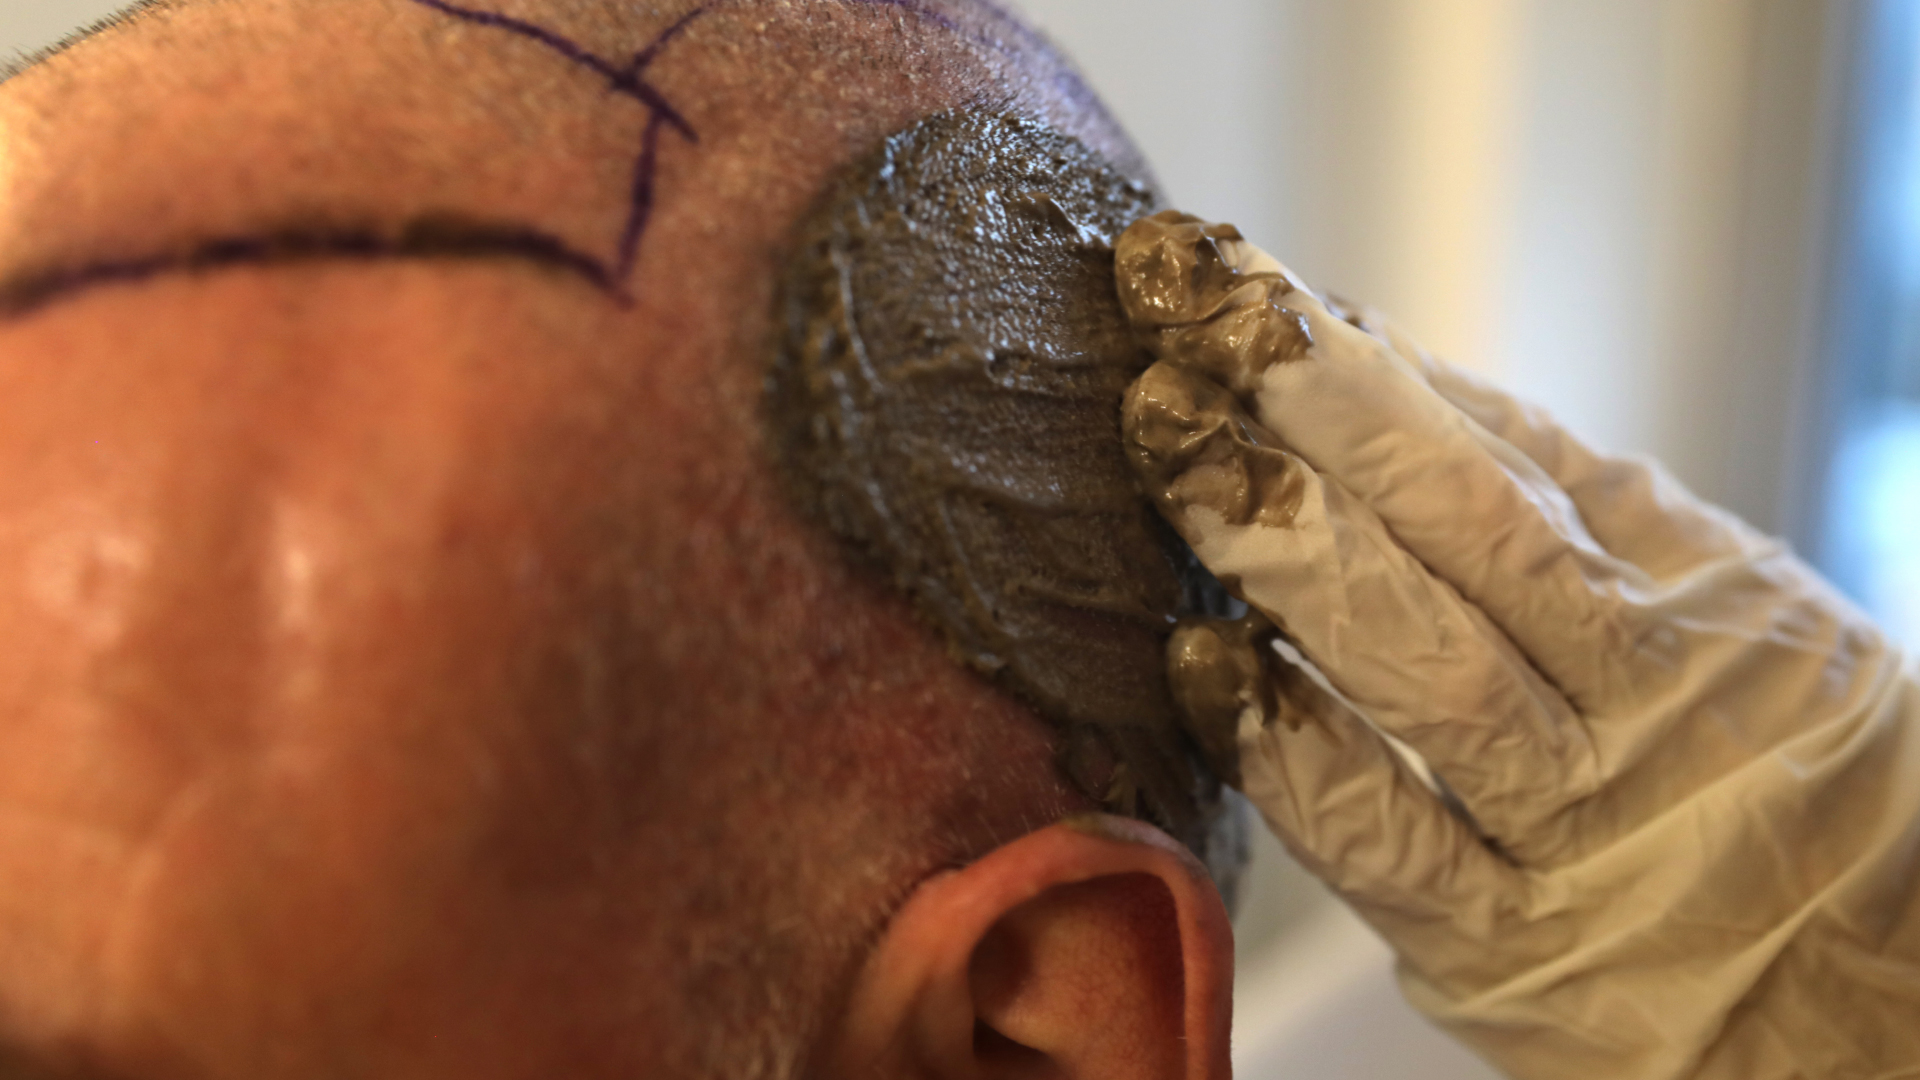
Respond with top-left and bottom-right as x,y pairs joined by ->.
0,0 -> 128,62
1502,1 -> 1842,534
1019,0 -> 1842,534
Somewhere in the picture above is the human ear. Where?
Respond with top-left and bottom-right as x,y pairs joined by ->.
823,814 -> 1234,1080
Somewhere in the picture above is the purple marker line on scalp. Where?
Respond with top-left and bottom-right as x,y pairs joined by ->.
0,1 -> 719,317
1,0 -> 1088,319
406,0 -> 713,281
0,219 -> 618,318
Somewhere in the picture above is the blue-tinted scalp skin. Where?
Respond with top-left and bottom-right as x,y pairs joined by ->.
766,110 -> 1245,896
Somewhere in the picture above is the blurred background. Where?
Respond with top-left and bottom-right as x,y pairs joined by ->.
3,0 -> 1913,1076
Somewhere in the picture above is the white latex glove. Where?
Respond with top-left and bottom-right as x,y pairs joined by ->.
1115,211 -> 1920,1080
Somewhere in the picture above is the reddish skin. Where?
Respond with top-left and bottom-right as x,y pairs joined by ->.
0,2 -> 1232,1078
829,816 -> 1234,1080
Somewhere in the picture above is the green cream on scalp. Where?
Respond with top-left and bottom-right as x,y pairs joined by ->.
766,110 -> 1244,897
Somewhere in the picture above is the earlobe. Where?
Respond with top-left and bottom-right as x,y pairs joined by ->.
825,814 -> 1234,1080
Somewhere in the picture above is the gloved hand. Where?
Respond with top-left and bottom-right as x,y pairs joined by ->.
1115,210 -> 1920,1080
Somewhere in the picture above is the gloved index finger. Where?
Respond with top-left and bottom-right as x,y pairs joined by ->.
1116,212 -> 1643,717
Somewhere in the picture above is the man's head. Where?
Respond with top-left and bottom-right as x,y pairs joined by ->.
0,2 -> 1236,1077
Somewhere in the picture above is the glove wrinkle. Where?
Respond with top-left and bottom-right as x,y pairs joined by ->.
1119,211 -> 1920,1080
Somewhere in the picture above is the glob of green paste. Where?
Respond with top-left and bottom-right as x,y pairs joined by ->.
764,110 -> 1244,901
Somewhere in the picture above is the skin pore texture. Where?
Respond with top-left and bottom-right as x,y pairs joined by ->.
0,1 -> 1244,1078
766,111 -> 1244,891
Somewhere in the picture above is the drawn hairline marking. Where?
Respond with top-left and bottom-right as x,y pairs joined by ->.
0,216 -> 617,319
0,0 -> 715,319
405,0 -> 713,286
0,0 -> 1069,321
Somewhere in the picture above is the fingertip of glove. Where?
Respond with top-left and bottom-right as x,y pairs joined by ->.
1114,210 -> 1250,330
1124,364 -> 1229,463
1115,211 -> 1317,398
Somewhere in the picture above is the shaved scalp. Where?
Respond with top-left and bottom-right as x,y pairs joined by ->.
0,0 -> 1140,315
0,3 -> 1208,1078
